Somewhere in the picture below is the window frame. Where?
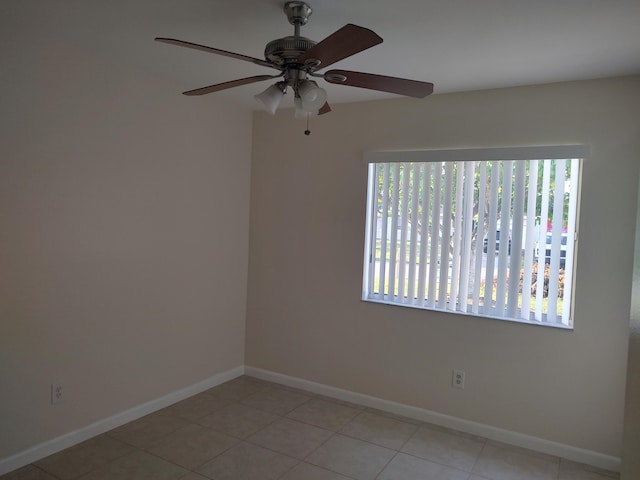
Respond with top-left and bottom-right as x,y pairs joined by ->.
362,145 -> 588,329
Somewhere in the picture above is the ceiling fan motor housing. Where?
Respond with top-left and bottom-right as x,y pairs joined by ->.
266,2 -> 316,67
264,36 -> 316,66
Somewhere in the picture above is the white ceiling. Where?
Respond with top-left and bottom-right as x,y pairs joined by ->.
3,0 -> 640,110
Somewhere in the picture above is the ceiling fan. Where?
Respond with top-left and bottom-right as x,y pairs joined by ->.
155,1 -> 434,119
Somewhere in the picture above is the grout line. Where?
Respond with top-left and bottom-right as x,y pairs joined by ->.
373,450 -> 399,480
32,463 -> 64,480
397,421 -> 420,452
469,438 -> 488,478
302,430 -> 338,462
273,457 -> 302,480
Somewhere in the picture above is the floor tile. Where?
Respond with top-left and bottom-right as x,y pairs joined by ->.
196,442 -> 298,480
279,462 -> 353,480
314,395 -> 366,410
197,403 -> 280,438
246,418 -> 333,459
422,422 -> 488,442
363,407 -> 423,425
558,459 -> 619,479
339,411 -> 418,450
0,466 -> 58,480
401,424 -> 485,471
34,435 -> 133,479
159,392 -> 229,422
286,398 -> 361,431
472,442 -> 560,480
274,383 -> 320,396
206,377 -> 272,402
377,453 -> 470,480
241,387 -> 313,415
76,450 -> 186,480
305,434 -> 395,480
238,376 -> 278,389
486,440 -> 560,462
106,411 -> 190,448
144,423 -> 238,469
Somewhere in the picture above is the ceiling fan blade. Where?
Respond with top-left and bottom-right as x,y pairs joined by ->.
297,24 -> 382,69
183,75 -> 278,96
318,102 -> 331,115
324,69 -> 434,98
155,37 -> 278,70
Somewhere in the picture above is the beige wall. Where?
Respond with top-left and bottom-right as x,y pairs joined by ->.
247,76 -> 640,457
0,43 -> 252,458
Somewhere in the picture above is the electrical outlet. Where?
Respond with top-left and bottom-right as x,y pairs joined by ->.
51,383 -> 63,405
452,369 -> 465,389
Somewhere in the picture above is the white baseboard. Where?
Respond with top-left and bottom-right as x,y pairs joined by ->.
244,366 -> 621,473
0,366 -> 244,476
1,365 -> 620,475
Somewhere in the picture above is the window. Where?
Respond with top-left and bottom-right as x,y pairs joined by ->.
362,146 -> 587,327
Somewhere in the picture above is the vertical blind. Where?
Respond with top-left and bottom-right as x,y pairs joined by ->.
362,146 -> 586,326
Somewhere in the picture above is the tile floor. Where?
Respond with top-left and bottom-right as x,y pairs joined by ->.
1,376 -> 620,480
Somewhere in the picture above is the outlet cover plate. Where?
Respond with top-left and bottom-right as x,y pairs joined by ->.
51,383 -> 63,404
452,369 -> 465,389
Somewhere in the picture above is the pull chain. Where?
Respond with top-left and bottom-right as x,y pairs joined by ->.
304,113 -> 311,135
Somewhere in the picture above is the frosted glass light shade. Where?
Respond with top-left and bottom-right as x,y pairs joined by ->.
254,84 -> 285,115
298,81 -> 327,114
294,97 -> 319,119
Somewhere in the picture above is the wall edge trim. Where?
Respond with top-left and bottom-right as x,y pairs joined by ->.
0,366 -> 244,476
244,366 -> 620,472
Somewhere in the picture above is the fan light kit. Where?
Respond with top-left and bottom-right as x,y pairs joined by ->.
156,1 -> 433,132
